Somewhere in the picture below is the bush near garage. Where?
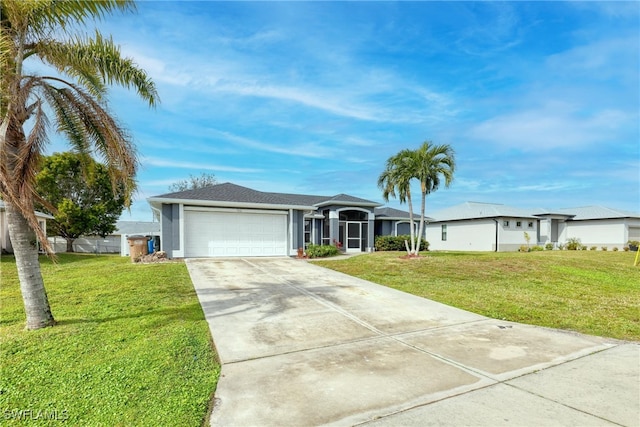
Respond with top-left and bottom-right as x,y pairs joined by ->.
375,235 -> 429,252
306,244 -> 340,258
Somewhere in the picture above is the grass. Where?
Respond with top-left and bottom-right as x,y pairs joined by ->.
0,253 -> 219,426
315,250 -> 640,341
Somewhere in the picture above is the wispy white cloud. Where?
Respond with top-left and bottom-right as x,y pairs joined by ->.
467,104 -> 633,151
142,157 -> 262,173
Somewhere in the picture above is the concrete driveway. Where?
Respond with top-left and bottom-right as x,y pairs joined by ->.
186,257 -> 640,427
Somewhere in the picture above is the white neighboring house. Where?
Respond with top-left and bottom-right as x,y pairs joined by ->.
425,202 -> 640,252
543,206 -> 640,249
425,202 -> 539,252
47,220 -> 160,255
0,200 -> 54,254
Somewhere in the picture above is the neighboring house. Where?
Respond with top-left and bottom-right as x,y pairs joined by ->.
0,200 -> 53,254
425,202 -> 640,252
147,182 -> 415,258
538,206 -> 640,249
425,202 -> 539,252
48,220 -> 160,255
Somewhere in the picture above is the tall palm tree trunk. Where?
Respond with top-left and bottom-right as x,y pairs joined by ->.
406,190 -> 417,255
5,203 -> 55,329
415,190 -> 426,255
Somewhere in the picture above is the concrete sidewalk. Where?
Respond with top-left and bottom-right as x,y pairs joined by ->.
186,257 -> 640,427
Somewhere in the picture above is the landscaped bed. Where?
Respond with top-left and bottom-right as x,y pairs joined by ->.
0,253 -> 219,425
315,250 -> 640,342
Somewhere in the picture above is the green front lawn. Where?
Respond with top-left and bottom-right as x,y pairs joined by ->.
0,254 -> 219,426
315,251 -> 640,341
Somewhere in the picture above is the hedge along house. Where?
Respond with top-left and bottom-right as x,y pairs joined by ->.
425,202 -> 640,252
146,182 -> 410,258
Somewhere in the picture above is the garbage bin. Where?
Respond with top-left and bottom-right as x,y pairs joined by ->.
127,235 -> 149,261
147,238 -> 154,255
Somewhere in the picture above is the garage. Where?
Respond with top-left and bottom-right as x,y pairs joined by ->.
184,208 -> 288,257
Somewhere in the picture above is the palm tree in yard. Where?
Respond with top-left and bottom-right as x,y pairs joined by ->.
378,149 -> 418,255
0,0 -> 158,329
378,141 -> 455,257
412,141 -> 455,255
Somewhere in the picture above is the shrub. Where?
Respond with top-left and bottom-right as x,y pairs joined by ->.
601,246 -> 608,251
374,235 -> 428,252
545,243 -> 554,251
590,246 -> 597,251
624,246 -> 630,252
531,245 -> 544,251
306,244 -> 340,258
581,245 -> 587,251
557,243 -> 565,250
565,237 -> 582,251
518,245 -> 530,252
612,247 -> 619,252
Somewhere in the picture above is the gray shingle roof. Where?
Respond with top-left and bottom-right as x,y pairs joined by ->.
151,182 -> 380,208
374,207 -> 420,219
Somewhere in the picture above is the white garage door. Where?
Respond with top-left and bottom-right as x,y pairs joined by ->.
184,209 -> 288,257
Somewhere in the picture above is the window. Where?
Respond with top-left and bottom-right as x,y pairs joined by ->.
516,221 -> 522,228
441,224 -> 447,241
339,210 -> 367,221
322,210 -> 330,245
503,220 -> 510,227
528,222 -> 534,229
304,220 -> 311,245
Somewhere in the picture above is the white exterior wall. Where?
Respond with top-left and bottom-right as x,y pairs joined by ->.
561,219 -> 631,249
499,218 -> 537,251
426,217 -> 537,252
426,219 -> 496,251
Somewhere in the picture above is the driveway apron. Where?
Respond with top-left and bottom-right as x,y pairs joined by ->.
186,257 -> 640,427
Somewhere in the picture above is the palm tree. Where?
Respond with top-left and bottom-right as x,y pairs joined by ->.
0,0 -> 158,329
378,142 -> 455,256
378,149 -> 418,255
412,142 -> 456,254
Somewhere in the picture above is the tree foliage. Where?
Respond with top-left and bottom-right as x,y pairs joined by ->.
0,0 -> 157,329
169,173 -> 217,192
36,152 -> 129,251
378,141 -> 455,256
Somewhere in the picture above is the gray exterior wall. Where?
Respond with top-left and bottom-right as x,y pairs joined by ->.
291,210 -> 305,250
161,204 -> 181,253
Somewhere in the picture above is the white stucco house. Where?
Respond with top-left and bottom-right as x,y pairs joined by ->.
0,200 -> 54,254
425,202 -> 640,252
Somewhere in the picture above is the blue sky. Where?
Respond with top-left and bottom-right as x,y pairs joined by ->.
45,1 -> 640,220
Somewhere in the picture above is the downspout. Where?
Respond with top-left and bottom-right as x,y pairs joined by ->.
492,219 -> 499,252
289,209 -> 294,256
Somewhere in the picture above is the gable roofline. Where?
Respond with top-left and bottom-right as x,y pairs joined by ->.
147,182 -> 379,211
374,207 -> 427,221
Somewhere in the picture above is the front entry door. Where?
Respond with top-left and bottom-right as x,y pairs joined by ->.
346,222 -> 361,252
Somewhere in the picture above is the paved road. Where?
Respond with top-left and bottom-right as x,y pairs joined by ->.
186,257 -> 640,427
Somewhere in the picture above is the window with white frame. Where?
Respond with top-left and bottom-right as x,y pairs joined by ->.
441,224 -> 447,241
516,221 -> 522,228
528,221 -> 534,229
503,220 -> 510,227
